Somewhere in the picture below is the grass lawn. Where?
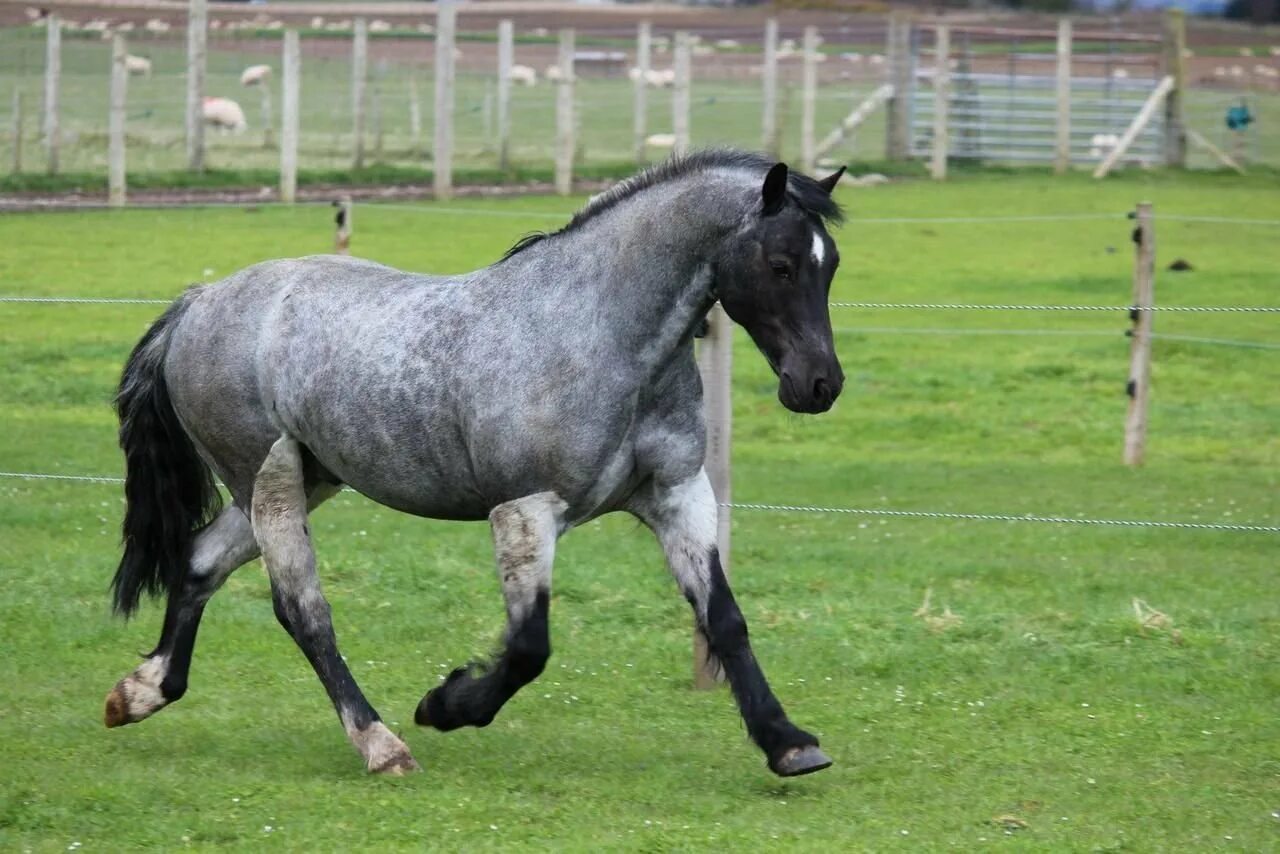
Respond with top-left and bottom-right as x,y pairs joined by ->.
1,170 -> 1278,850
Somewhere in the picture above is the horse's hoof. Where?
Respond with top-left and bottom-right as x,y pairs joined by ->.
103,686 -> 130,728
770,745 -> 833,777
371,752 -> 421,776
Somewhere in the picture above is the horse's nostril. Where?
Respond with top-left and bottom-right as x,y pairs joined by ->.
813,377 -> 831,403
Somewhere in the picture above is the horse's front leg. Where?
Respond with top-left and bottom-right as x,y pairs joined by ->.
633,470 -> 832,777
416,492 -> 566,731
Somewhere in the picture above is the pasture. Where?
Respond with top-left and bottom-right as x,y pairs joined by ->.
2,170 -> 1278,850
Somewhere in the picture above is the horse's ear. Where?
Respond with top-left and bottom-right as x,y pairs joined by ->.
762,162 -> 789,215
816,166 -> 846,195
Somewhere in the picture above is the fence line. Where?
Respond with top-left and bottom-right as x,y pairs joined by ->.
833,327 -> 1280,350
2,471 -> 1274,533
829,302 -> 1280,312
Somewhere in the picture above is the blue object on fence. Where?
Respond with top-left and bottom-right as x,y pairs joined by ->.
1225,104 -> 1253,131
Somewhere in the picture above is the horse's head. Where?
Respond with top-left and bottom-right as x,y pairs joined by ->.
716,162 -> 845,414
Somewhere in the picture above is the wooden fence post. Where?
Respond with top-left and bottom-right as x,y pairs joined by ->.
351,18 -> 368,169
334,197 -> 352,254
673,31 -> 691,155
554,28 -> 575,196
886,11 -> 912,161
409,74 -> 422,156
186,0 -> 206,172
1054,18 -> 1072,174
814,83 -> 893,161
761,18 -> 779,157
279,29 -> 300,204
372,84 -> 384,160
800,26 -> 819,174
694,304 -> 733,689
1162,9 -> 1186,167
1124,202 -> 1155,466
433,3 -> 457,200
10,89 -> 22,175
930,24 -> 950,180
633,20 -> 651,164
1093,76 -> 1174,179
43,13 -> 60,174
497,19 -> 513,171
108,35 -> 128,207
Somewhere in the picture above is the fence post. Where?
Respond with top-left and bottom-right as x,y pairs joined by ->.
761,18 -> 779,157
1124,202 -> 1155,466
372,84 -> 384,161
10,89 -> 22,175
259,74 -> 274,149
1162,9 -> 1186,167
800,26 -> 818,174
351,18 -> 368,170
554,28 -> 575,196
886,11 -> 913,161
673,31 -> 691,155
43,13 -> 60,175
433,3 -> 457,200
186,0 -> 206,172
279,29 -> 300,204
930,24 -> 950,180
108,35 -> 128,208
633,21 -> 651,164
409,73 -> 422,156
694,304 -> 733,689
497,19 -> 513,171
1054,18 -> 1072,174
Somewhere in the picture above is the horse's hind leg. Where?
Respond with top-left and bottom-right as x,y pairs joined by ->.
632,470 -> 832,778
252,435 -> 418,775
415,492 -> 567,731
104,483 -> 340,728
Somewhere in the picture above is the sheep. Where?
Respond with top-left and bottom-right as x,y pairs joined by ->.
509,64 -> 538,86
645,133 -> 676,149
545,64 -> 564,82
369,20 -> 392,33
715,39 -> 739,49
116,21 -> 134,33
1112,68 -> 1129,79
240,64 -> 271,86
203,97 -> 247,134
124,55 -> 152,77
144,19 -> 171,34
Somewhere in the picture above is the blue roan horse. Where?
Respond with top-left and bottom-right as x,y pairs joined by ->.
105,149 -> 846,778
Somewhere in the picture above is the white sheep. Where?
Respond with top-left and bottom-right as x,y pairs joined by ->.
545,64 -> 564,82
240,64 -> 271,86
203,97 -> 247,134
645,133 -> 676,149
715,39 -> 739,49
1112,68 -> 1129,79
125,55 -> 152,77
509,64 -> 538,86
369,20 -> 392,33
144,19 -> 170,34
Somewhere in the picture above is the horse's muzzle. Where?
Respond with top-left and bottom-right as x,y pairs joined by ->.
779,362 -> 843,414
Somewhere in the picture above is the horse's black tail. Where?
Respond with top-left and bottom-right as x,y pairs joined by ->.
112,293 -> 222,617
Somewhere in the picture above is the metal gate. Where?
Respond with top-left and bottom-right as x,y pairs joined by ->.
910,69 -> 1166,165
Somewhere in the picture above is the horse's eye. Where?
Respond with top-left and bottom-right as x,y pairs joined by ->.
769,259 -> 792,280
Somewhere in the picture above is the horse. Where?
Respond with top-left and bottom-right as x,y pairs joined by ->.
104,149 -> 847,778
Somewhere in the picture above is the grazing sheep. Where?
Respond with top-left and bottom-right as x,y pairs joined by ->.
369,20 -> 392,33
144,19 -> 170,34
1112,68 -> 1129,79
203,97 -> 247,134
715,39 -> 739,49
645,133 -> 676,149
509,64 -> 538,86
124,55 -> 152,77
1089,133 -> 1119,159
240,64 -> 271,87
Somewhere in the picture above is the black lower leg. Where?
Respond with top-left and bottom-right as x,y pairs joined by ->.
417,591 -> 550,731
701,550 -> 823,772
271,585 -> 379,731
147,588 -> 208,704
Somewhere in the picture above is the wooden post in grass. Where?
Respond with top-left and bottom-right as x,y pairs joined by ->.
761,18 -> 779,157
1124,202 -> 1155,466
351,18 -> 368,169
433,3 -> 457,200
1054,18 -> 1072,174
1093,76 -> 1173,179
409,74 -> 422,156
43,13 -> 60,174
185,0 -> 207,172
1162,9 -> 1186,167
673,31 -> 691,155
885,10 -> 912,161
280,29 -> 300,204
497,19 -> 513,170
695,304 -> 733,689
11,89 -> 23,175
334,197 -> 352,254
800,26 -> 819,174
633,20 -> 651,163
554,28 -> 575,196
929,23 -> 950,180
108,35 -> 128,208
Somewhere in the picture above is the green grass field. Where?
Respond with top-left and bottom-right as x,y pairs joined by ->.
1,170 -> 1278,850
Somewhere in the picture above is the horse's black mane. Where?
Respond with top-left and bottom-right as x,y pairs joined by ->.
502,148 -> 843,261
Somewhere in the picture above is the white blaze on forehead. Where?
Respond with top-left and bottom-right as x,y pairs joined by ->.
811,232 -> 826,266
